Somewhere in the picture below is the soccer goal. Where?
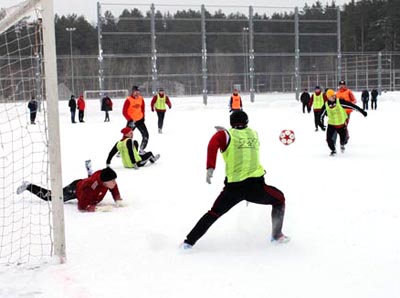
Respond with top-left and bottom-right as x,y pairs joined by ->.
84,89 -> 129,100
0,0 -> 65,265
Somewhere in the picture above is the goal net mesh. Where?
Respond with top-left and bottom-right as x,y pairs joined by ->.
0,0 -> 55,265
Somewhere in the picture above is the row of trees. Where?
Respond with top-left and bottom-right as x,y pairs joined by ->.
54,0 -> 400,56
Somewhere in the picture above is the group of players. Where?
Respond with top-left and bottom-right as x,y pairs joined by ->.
16,82 -> 370,250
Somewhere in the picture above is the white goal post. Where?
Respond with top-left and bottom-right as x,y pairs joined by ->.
0,0 -> 65,265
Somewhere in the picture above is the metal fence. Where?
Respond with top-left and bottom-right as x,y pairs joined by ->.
55,3 -> 400,102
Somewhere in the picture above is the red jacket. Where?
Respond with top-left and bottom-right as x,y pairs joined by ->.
150,94 -> 172,112
77,96 -> 85,111
76,170 -> 121,212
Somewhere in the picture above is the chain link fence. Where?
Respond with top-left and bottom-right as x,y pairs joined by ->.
55,3 -> 400,101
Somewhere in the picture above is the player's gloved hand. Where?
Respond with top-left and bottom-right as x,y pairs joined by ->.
206,168 -> 214,184
115,199 -> 125,207
214,126 -> 227,132
95,205 -> 113,212
362,110 -> 368,117
127,120 -> 135,129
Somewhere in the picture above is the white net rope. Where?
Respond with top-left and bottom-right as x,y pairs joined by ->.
0,1 -> 53,265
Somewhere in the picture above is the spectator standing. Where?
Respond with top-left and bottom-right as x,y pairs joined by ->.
122,85 -> 149,153
27,96 -> 38,124
229,88 -> 243,112
371,89 -> 378,110
68,95 -> 77,123
150,88 -> 172,133
361,89 -> 369,110
300,88 -> 311,113
101,94 -> 113,122
77,94 -> 86,122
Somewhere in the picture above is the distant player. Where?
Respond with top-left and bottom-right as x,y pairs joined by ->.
319,89 -> 367,156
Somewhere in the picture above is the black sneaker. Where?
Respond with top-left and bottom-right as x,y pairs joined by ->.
340,145 -> 345,153
330,150 -> 337,156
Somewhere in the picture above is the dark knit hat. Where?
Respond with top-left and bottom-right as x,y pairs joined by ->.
121,127 -> 132,135
100,167 -> 117,182
315,85 -> 320,90
230,110 -> 248,128
159,87 -> 164,92
132,85 -> 140,92
339,80 -> 346,85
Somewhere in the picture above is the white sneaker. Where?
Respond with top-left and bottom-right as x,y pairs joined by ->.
158,128 -> 162,134
85,159 -> 93,176
150,154 -> 160,163
16,181 -> 30,194
271,235 -> 290,244
179,242 -> 193,251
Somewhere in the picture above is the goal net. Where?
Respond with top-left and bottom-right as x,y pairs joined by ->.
84,89 -> 129,100
0,0 -> 65,265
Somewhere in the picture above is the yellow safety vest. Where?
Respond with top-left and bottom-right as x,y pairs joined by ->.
117,139 -> 142,168
326,99 -> 348,126
222,128 -> 265,183
155,94 -> 167,110
313,93 -> 324,109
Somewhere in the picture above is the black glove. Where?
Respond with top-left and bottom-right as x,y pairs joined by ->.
362,111 -> 368,117
127,120 -> 135,129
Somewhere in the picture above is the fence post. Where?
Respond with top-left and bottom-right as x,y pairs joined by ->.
150,4 -> 157,95
97,2 -> 104,102
378,51 -> 382,95
201,5 -> 208,105
249,6 -> 255,102
294,7 -> 300,101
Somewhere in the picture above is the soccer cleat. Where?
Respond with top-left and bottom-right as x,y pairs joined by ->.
158,128 -> 162,134
16,181 -> 30,194
150,154 -> 160,163
179,242 -> 193,251
85,159 -> 93,176
330,150 -> 337,156
271,234 -> 290,244
340,145 -> 345,153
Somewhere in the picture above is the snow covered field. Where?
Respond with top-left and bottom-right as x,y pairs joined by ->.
1,91 -> 399,298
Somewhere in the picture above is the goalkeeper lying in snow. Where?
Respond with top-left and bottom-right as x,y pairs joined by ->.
16,165 -> 124,212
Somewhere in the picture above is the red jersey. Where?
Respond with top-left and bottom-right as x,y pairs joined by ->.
76,170 -> 121,211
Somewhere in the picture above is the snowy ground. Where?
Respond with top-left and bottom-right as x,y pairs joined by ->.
1,91 -> 399,298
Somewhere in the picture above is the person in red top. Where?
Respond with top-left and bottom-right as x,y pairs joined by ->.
122,85 -> 149,153
229,88 -> 243,112
336,80 -> 357,141
16,167 -> 123,212
150,87 -> 172,134
77,94 -> 86,123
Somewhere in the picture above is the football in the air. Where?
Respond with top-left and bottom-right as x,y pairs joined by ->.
279,129 -> 295,145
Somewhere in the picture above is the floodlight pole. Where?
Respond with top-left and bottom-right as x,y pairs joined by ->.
66,27 -> 76,95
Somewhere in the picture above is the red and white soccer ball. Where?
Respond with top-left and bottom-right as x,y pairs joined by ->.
279,129 -> 295,145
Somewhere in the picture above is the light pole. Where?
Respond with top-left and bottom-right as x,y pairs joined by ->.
66,27 -> 76,95
242,27 -> 249,92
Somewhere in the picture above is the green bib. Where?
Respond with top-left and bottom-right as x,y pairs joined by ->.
222,128 -> 265,183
